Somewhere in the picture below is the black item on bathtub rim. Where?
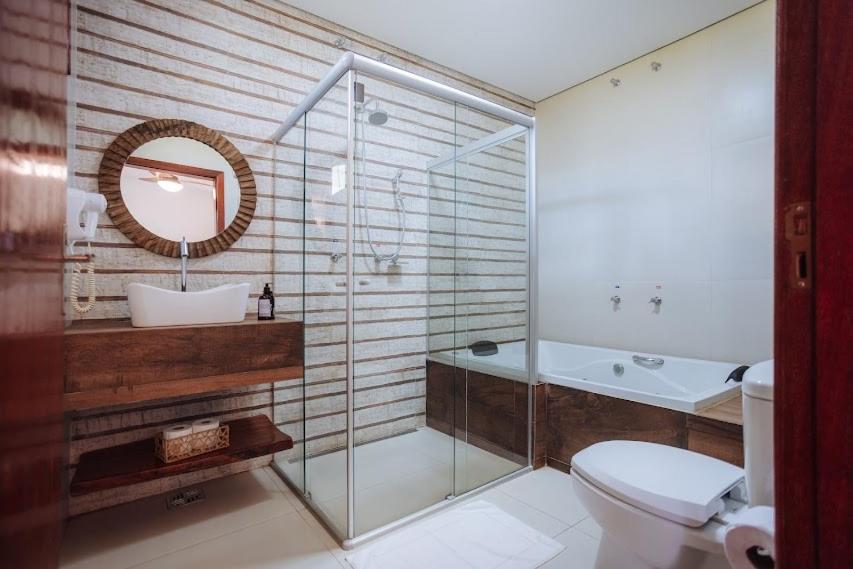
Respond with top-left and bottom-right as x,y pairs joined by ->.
725,365 -> 750,383
469,340 -> 498,357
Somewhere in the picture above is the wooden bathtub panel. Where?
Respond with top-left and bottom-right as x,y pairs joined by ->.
425,360 -> 454,435
426,360 -> 540,464
545,384 -> 688,470
532,383 -> 548,469
687,416 -> 744,467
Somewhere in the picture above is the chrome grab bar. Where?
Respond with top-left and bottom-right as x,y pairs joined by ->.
632,355 -> 664,368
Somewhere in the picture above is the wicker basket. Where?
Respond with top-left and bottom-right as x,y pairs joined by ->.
155,425 -> 230,463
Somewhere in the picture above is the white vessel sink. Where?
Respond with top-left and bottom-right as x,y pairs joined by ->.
127,283 -> 250,328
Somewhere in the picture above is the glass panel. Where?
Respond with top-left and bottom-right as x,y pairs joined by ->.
351,72 -> 456,536
272,113 -> 307,495
303,75 -> 352,537
270,74 -> 353,539
451,105 -> 530,495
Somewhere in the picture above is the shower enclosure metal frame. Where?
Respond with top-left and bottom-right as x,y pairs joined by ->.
270,52 -> 537,548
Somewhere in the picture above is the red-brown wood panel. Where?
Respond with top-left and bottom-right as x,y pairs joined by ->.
813,0 -> 852,566
0,0 -> 69,567
775,0 -> 851,567
774,1 -> 818,566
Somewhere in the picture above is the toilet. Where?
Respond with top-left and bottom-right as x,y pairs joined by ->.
570,360 -> 774,569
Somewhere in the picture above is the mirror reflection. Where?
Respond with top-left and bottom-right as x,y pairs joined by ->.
119,137 -> 240,242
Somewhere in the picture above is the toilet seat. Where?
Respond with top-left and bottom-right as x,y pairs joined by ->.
571,441 -> 745,527
571,468 -> 739,569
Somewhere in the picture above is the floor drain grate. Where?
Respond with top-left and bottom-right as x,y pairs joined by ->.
166,487 -> 206,510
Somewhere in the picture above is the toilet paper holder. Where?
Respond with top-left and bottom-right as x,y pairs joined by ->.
745,546 -> 775,568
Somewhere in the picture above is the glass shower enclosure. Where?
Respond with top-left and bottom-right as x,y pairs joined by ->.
270,53 -> 535,547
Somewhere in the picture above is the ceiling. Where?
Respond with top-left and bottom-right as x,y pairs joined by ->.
287,0 -> 762,102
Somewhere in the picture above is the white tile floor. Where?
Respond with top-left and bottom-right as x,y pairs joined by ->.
61,442 -> 602,569
275,427 -> 525,536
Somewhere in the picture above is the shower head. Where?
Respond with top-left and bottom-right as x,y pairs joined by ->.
368,109 -> 388,125
358,97 -> 389,126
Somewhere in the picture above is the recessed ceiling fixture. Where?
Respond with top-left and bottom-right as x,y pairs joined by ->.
157,178 -> 183,192
139,171 -> 184,192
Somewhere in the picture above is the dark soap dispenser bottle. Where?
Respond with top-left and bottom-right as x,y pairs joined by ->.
258,283 -> 275,320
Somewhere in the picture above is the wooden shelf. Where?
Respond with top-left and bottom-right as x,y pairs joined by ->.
70,415 -> 293,496
63,366 -> 302,412
63,318 -> 303,412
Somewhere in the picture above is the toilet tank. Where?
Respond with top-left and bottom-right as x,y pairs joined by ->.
742,359 -> 774,506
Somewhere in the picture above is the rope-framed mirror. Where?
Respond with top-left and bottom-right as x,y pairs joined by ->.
98,119 -> 257,258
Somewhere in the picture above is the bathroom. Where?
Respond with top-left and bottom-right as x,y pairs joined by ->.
0,0 -> 848,568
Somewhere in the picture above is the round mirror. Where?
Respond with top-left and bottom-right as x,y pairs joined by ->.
120,138 -> 240,242
99,120 -> 256,258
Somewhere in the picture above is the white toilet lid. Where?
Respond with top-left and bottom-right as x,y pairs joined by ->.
571,441 -> 744,527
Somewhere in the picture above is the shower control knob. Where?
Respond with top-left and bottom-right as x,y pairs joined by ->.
649,296 -> 662,306
610,295 -> 621,304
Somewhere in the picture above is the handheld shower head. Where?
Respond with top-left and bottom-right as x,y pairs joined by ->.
391,169 -> 403,193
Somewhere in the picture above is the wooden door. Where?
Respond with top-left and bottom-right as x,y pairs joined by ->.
775,0 -> 851,567
0,0 -> 70,567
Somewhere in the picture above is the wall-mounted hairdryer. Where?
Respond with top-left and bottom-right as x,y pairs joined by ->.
66,188 -> 106,243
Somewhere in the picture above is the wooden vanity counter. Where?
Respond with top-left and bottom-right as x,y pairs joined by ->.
63,318 -> 303,412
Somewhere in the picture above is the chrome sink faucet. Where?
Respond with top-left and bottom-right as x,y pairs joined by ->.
180,236 -> 189,292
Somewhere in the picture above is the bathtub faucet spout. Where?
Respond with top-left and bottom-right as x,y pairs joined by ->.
632,355 -> 664,369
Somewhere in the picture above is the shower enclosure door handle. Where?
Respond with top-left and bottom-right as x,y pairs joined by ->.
358,279 -> 370,286
335,281 -> 346,287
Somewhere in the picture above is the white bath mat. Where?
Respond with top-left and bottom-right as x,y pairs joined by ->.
345,500 -> 564,569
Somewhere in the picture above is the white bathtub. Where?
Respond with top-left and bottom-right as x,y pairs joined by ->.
428,341 -> 529,381
428,340 -> 742,413
539,341 -> 741,412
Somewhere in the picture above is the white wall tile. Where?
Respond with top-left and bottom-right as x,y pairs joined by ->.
536,2 -> 774,364
709,279 -> 773,363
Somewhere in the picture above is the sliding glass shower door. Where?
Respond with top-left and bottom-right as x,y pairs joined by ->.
449,109 -> 530,495
350,71 -> 455,536
428,108 -> 531,497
